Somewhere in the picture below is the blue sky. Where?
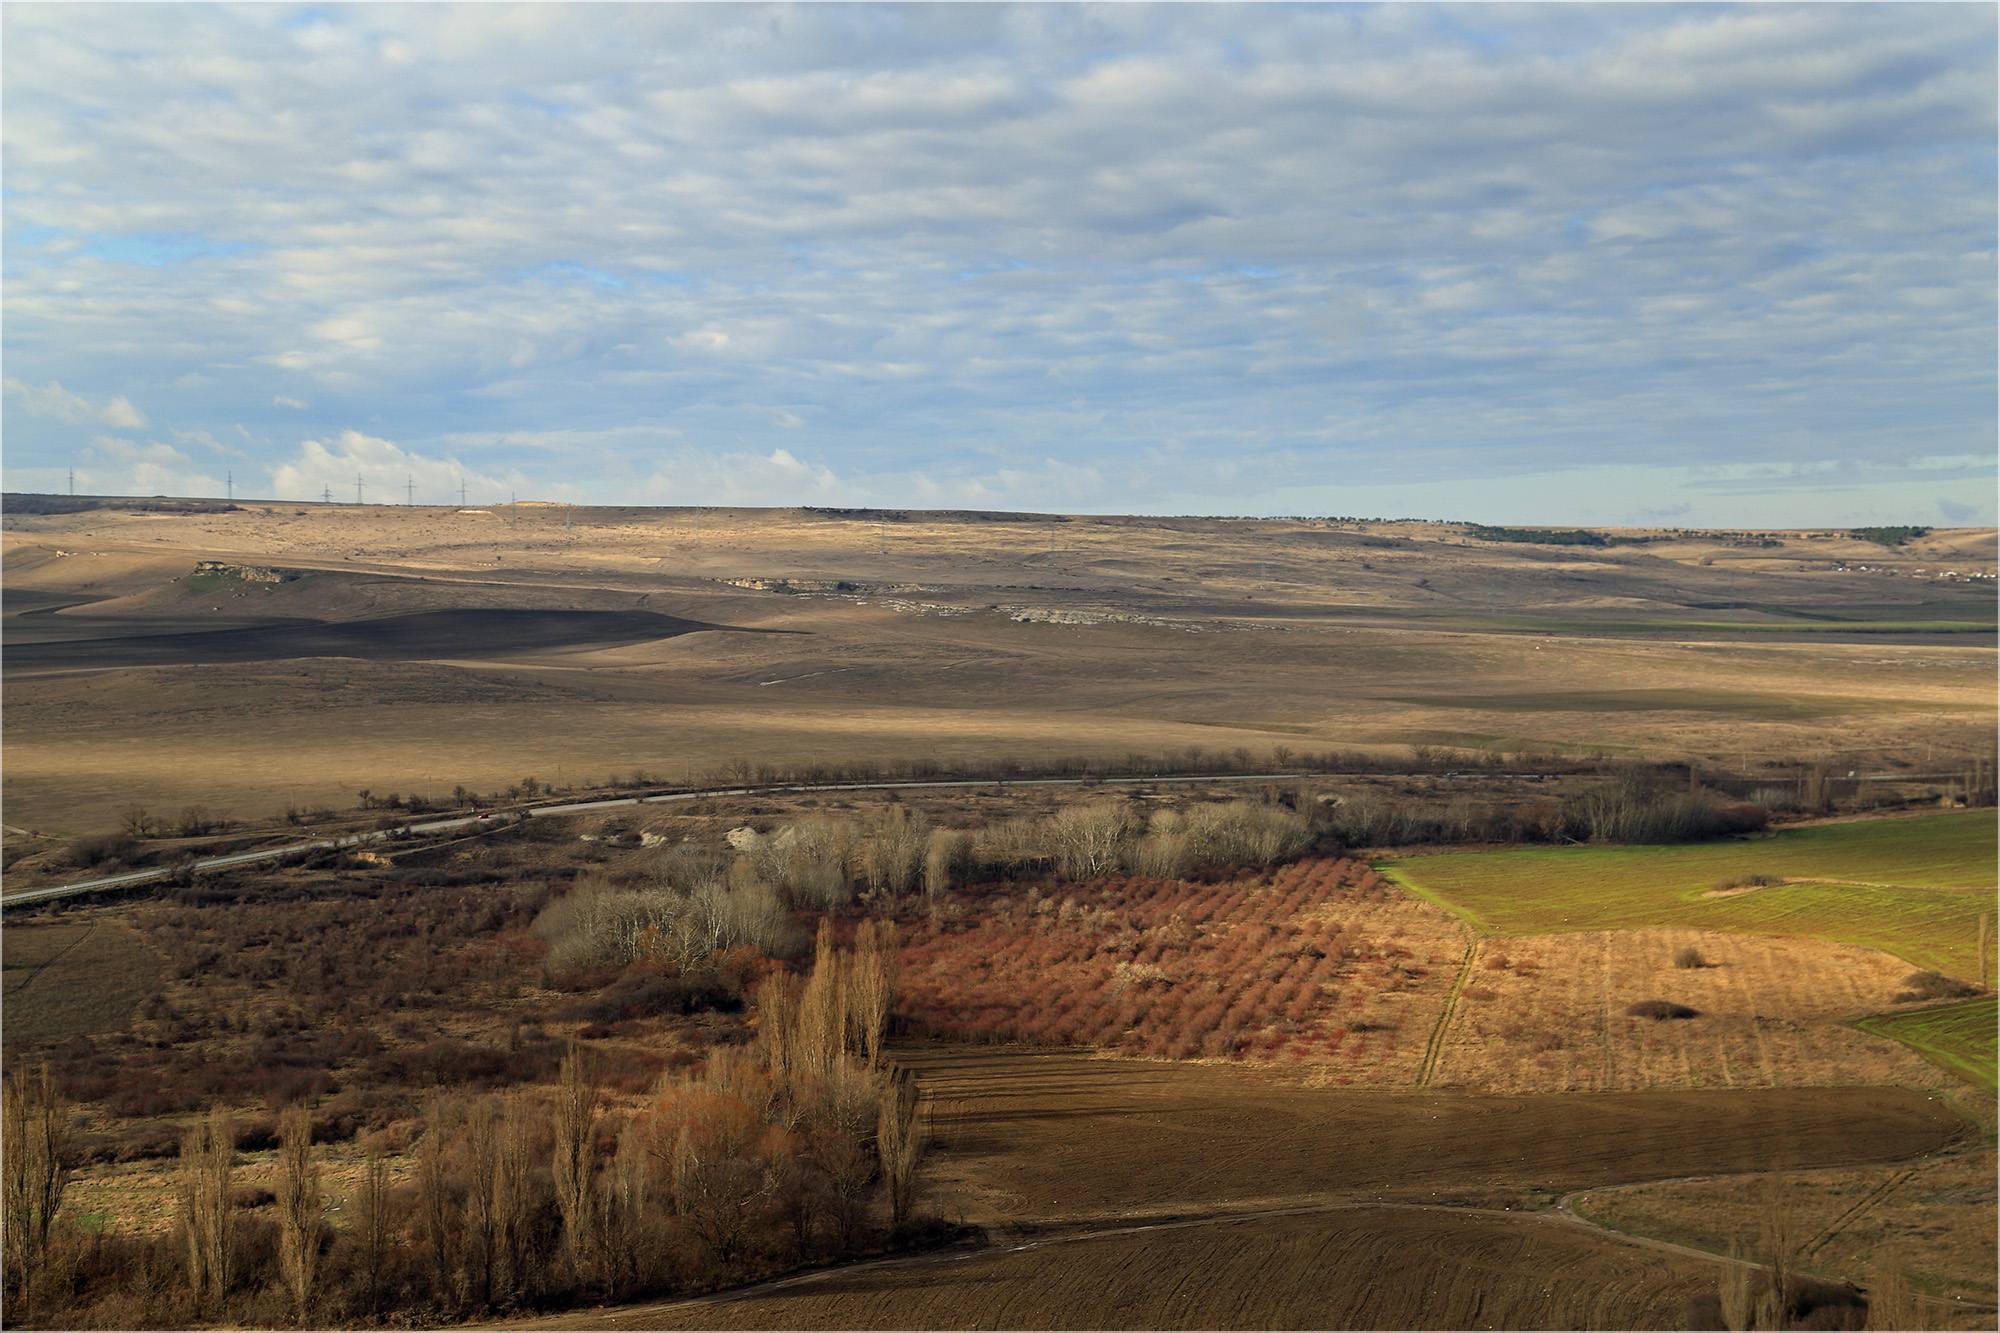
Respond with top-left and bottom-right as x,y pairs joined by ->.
4,3 -> 1994,525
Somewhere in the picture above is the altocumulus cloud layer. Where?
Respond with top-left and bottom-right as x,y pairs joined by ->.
3,3 -> 1994,524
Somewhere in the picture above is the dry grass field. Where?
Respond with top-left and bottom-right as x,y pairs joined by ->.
1427,929 -> 1951,1094
4,501 -> 1993,835
1,916 -> 165,1046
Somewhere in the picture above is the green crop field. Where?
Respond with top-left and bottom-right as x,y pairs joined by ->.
1854,997 -> 1998,1091
1380,811 -> 1998,982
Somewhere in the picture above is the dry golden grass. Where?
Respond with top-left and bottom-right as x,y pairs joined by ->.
5,505 -> 1993,834
1428,929 -> 1953,1094
1571,1149 -> 1998,1316
63,1137 -> 419,1240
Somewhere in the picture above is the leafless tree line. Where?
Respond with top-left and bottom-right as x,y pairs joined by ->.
745,799 -> 1312,907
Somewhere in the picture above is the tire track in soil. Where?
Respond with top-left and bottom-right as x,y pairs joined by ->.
1416,924 -> 1478,1087
1801,1167 -> 1915,1260
3,919 -> 96,997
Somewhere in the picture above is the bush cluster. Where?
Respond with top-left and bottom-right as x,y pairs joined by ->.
1892,971 -> 1978,1004
1625,1000 -> 1699,1021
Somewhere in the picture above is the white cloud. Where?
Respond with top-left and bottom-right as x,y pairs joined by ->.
268,430 -> 509,506
3,377 -> 148,428
640,446 -> 858,508
79,434 -> 218,497
1,4 -> 1991,522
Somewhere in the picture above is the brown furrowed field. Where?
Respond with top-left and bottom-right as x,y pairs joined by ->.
896,1046 -> 1965,1223
1427,928 -> 1951,1094
507,1043 -> 1974,1332
1572,1149 -> 1999,1317
523,1207 -> 1725,1331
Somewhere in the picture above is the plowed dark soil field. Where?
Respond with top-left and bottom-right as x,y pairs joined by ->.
511,1044 -> 1973,1331
903,1046 -> 1967,1221
542,1208 -> 1721,1330
3,607 -> 752,669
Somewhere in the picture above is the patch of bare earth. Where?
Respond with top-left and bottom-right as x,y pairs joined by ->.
1429,928 -> 1951,1093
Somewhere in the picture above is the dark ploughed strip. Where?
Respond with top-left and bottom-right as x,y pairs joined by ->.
1,607 -> 776,669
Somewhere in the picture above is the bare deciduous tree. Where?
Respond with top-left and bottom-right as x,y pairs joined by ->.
275,1105 -> 320,1324
352,1146 -> 392,1316
552,1046 -> 601,1277
416,1096 -> 458,1307
2,1063 -> 73,1318
851,919 -> 899,1068
463,1100 -> 500,1307
799,918 -> 849,1076
876,1067 -> 926,1229
598,1122 -> 651,1300
179,1107 -> 234,1312
756,970 -> 802,1079
494,1093 -> 537,1306
923,828 -> 970,898
1719,1241 -> 1757,1331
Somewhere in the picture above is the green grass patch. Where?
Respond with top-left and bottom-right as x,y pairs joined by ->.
1854,997 -> 1997,1090
1385,689 -> 1983,719
1380,812 -> 1998,980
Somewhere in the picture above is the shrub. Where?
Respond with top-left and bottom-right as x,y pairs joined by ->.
67,833 -> 138,869
1893,971 -> 1977,1004
1711,874 -> 1780,891
1626,999 -> 1698,1021
1672,946 -> 1707,970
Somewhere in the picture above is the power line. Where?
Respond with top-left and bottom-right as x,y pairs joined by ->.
356,473 -> 364,505
406,474 -> 414,507
322,484 -> 332,504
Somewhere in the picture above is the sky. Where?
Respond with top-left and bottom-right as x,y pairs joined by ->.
3,2 -> 1994,526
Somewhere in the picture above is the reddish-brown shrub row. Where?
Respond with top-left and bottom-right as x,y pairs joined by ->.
897,857 -> 1404,1061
